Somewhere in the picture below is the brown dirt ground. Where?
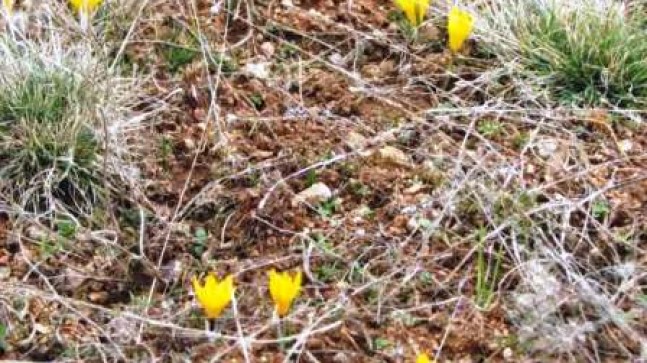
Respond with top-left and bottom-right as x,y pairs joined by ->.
1,0 -> 646,362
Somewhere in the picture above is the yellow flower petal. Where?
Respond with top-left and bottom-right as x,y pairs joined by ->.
394,0 -> 430,27
192,273 -> 234,319
268,269 -> 302,317
69,0 -> 103,15
293,270 -> 302,298
192,276 -> 202,297
417,352 -> 433,363
204,274 -> 217,291
447,6 -> 474,53
268,269 -> 281,306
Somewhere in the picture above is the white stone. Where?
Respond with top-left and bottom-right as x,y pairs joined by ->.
183,138 -> 196,151
618,139 -> 633,153
242,61 -> 271,80
0,266 -> 10,280
292,183 -> 332,206
209,2 -> 222,14
260,42 -> 275,58
376,146 -> 410,166
345,132 -> 367,150
329,53 -> 345,66
407,217 -> 418,232
536,138 -> 559,158
503,347 -> 514,361
225,113 -> 239,125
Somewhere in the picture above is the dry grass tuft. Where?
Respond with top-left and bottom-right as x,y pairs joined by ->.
478,0 -> 647,107
0,22 -> 150,218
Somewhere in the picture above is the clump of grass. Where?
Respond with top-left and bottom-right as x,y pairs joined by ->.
480,0 -> 647,107
0,33 -> 143,216
163,43 -> 198,73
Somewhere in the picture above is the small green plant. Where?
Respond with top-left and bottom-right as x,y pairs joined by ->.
160,24 -> 200,73
312,233 -> 334,253
349,181 -> 370,198
475,228 -> 503,309
245,170 -> 261,187
39,237 -> 65,258
56,219 -> 77,239
207,52 -> 238,74
493,191 -> 537,225
317,198 -> 340,218
305,169 -> 318,188
164,44 -> 197,73
278,42 -> 299,59
192,227 -> 208,257
512,131 -> 530,150
387,10 -> 417,41
391,311 -> 419,327
314,262 -> 341,282
364,289 -> 379,305
170,40 -> 239,76
418,270 -> 433,286
477,119 -> 505,138
347,262 -> 365,284
159,136 -> 173,172
592,200 -> 610,219
496,334 -> 521,352
249,92 -> 265,110
0,323 -> 7,353
638,294 -> 647,308
373,337 -> 392,350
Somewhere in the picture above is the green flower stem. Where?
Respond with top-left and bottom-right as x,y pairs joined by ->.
276,317 -> 286,352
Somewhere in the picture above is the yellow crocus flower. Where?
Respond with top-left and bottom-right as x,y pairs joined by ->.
192,273 -> 235,319
69,0 -> 104,15
394,0 -> 430,28
447,6 -> 474,53
268,269 -> 302,317
416,352 -> 433,363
